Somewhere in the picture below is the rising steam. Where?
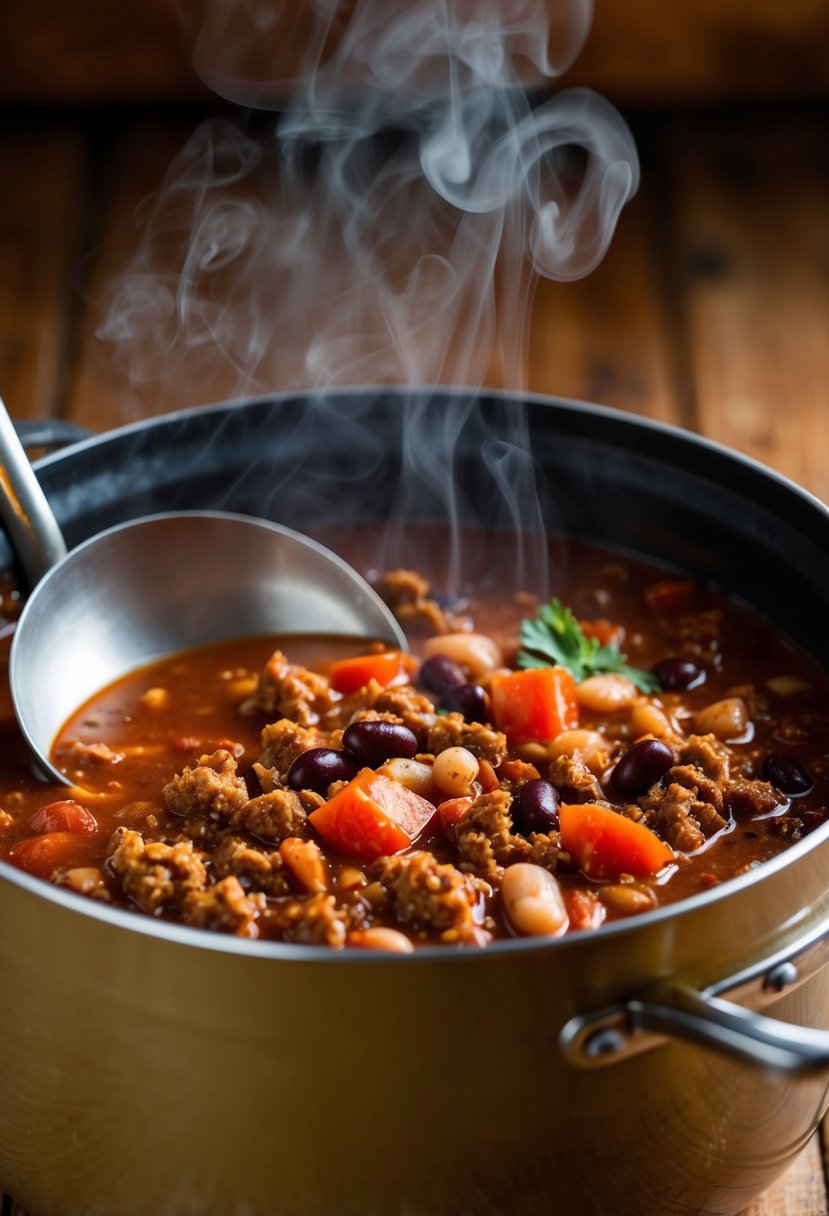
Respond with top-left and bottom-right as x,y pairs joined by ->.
96,0 -> 639,595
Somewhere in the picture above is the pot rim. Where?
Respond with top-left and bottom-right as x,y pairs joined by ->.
9,384 -> 827,964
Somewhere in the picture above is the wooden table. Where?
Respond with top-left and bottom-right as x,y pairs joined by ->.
1,103 -> 828,1214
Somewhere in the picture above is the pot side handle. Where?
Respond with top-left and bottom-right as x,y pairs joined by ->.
560,918 -> 829,1074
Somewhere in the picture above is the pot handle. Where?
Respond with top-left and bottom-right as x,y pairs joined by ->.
560,919 -> 829,1074
14,419 -> 93,452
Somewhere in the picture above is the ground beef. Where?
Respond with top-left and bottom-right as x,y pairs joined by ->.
427,714 -> 508,767
180,877 -> 263,936
373,685 -> 437,744
59,740 -> 125,766
248,650 -> 334,727
639,782 -> 727,852
257,719 -> 320,781
233,789 -> 306,844
528,832 -> 563,873
451,789 -> 531,879
107,827 -> 207,914
211,835 -> 291,897
268,893 -> 348,947
371,850 -> 488,938
374,568 -> 452,634
665,763 -> 725,814
677,735 -> 730,785
163,749 -> 249,822
725,778 -> 786,819
548,754 -> 605,804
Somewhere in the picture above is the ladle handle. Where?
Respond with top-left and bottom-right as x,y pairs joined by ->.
0,397 -> 67,587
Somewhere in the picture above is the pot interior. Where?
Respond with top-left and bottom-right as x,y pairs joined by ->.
18,389 -> 829,670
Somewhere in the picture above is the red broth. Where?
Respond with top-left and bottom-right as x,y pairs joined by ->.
0,538 -> 826,947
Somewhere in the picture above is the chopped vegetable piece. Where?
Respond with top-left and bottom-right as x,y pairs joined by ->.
27,800 -> 97,836
559,802 -> 674,881
644,580 -> 695,615
490,667 -> 579,744
308,768 -> 435,861
517,599 -> 659,693
579,619 -> 624,648
329,650 -> 413,695
9,832 -> 93,878
437,796 -> 474,829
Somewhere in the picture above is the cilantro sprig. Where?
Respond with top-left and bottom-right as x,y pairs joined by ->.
517,599 -> 660,693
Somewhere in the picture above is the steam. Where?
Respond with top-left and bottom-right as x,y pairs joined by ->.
96,0 -> 639,596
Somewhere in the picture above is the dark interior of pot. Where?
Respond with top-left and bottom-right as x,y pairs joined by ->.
20,390 -> 829,669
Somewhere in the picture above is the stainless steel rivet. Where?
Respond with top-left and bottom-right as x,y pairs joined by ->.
764,961 -> 799,993
584,1027 -> 626,1059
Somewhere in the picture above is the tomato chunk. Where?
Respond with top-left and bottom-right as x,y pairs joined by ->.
559,802 -> 674,881
309,768 -> 435,861
329,650 -> 413,695
8,832 -> 94,879
644,580 -> 695,615
491,667 -> 578,744
27,800 -> 97,836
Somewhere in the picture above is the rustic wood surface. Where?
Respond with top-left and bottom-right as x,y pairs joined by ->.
0,103 -> 827,1212
2,0 -> 828,104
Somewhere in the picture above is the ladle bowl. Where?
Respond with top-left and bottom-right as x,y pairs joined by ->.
0,401 -> 405,784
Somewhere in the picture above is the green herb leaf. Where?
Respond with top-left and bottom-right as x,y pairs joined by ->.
517,599 -> 660,693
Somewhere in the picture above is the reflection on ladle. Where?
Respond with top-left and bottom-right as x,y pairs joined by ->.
0,397 -> 406,785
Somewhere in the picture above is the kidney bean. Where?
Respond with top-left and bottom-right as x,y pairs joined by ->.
763,752 -> 814,796
286,748 -> 359,793
342,720 -> 418,766
419,654 -> 466,696
438,682 -> 490,723
612,738 -> 674,797
512,779 -> 561,836
652,656 -> 706,691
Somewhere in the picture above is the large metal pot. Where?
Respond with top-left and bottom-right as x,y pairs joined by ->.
1,388 -> 828,1216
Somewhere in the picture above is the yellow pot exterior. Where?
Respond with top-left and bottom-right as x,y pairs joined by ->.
0,824 -> 828,1216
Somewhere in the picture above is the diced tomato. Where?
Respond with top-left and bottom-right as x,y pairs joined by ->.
559,802 -> 674,881
309,768 -> 436,861
27,800 -> 97,836
644,580 -> 695,615
476,758 -> 501,793
437,796 -> 474,830
564,887 -> 607,932
8,832 -> 93,878
579,619 -> 624,648
329,650 -> 414,695
490,667 -> 579,744
171,736 -> 202,754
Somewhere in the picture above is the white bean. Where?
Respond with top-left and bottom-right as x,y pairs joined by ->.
432,747 -> 480,797
423,632 -> 503,679
630,700 -> 673,740
576,674 -> 638,714
380,757 -> 436,798
501,864 -> 569,938
347,928 -> 414,953
694,697 -> 749,741
548,730 -> 607,770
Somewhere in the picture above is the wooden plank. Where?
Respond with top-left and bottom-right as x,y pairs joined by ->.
0,124 -> 85,419
63,119 -> 205,431
666,113 -> 829,503
1,0 -> 827,105
740,1135 -> 828,1215
528,183 -> 684,426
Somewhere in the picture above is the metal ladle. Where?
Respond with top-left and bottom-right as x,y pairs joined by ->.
0,399 -> 406,784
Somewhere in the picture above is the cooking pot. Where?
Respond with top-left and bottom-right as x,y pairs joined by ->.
1,388 -> 828,1216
